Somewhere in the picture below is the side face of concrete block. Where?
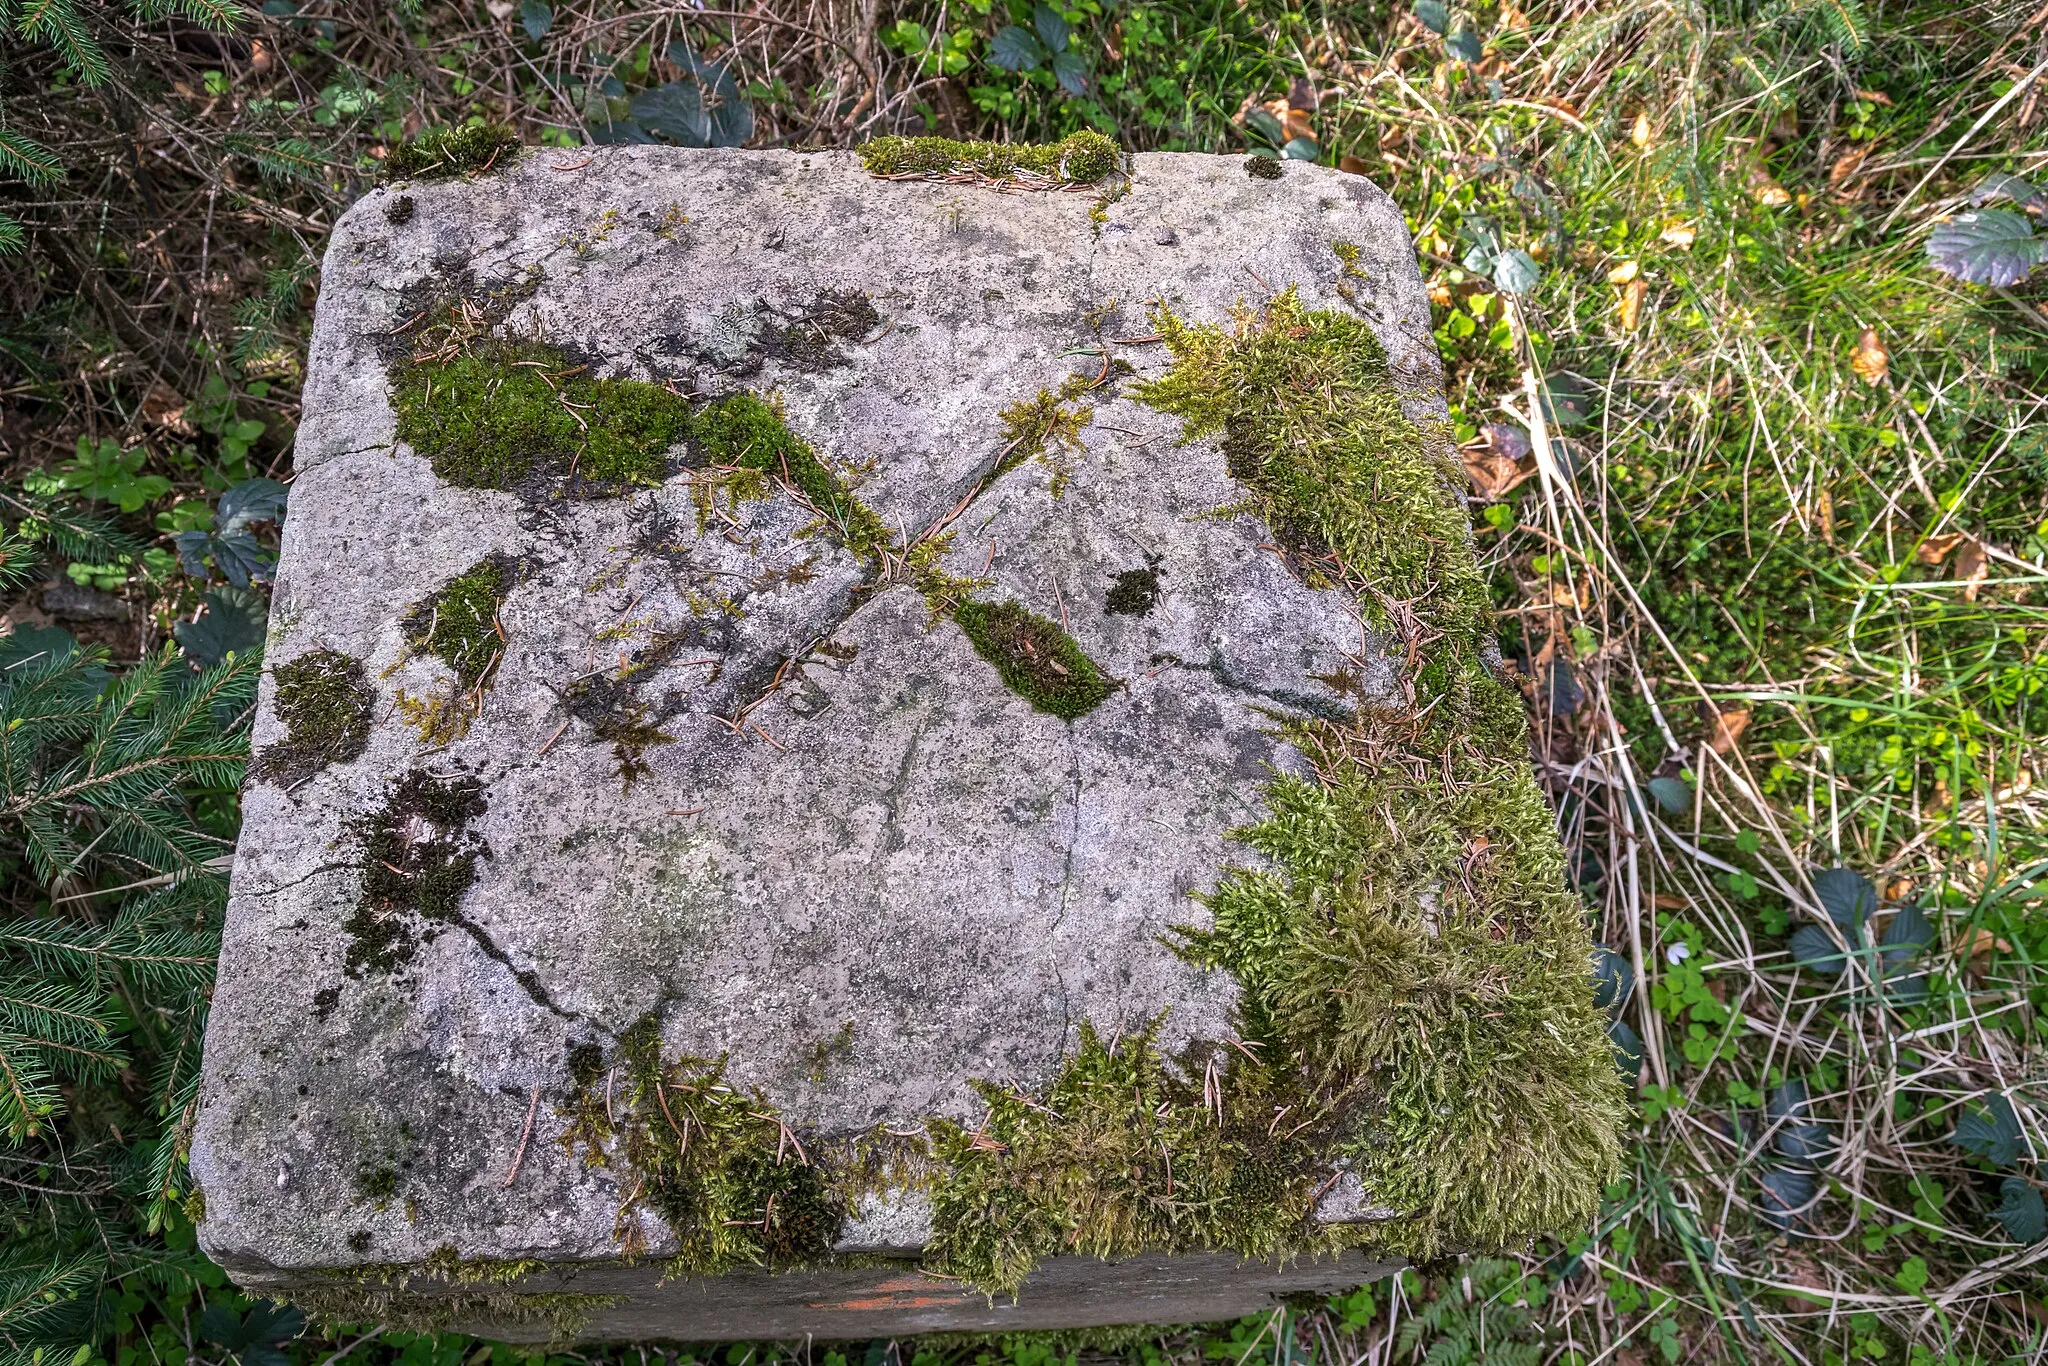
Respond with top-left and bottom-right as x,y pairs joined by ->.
193,143 -> 1618,1340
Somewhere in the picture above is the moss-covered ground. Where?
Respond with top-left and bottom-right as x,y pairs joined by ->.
341,771 -> 490,978
950,597 -> 1116,721
693,393 -> 890,556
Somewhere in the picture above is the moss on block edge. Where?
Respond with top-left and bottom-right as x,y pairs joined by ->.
558,1011 -> 841,1276
858,132 -> 1120,185
257,648 -> 373,785
379,124 -> 520,184
918,289 -> 1627,1295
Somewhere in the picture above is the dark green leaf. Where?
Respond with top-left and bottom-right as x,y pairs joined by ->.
1813,866 -> 1875,931
1413,0 -> 1450,34
175,587 -> 268,665
1033,3 -> 1072,54
1879,901 -> 1933,952
1445,29 -> 1483,61
1538,372 -> 1594,428
519,0 -> 552,41
1758,1166 -> 1817,1230
1607,1016 -> 1641,1084
1646,776 -> 1692,814
1051,49 -> 1091,96
1244,107 -> 1286,149
631,79 -> 710,147
1953,1094 -> 2026,1167
1994,1177 -> 2045,1244
988,25 -> 1049,71
1591,944 -> 1633,1012
1789,924 -> 1848,975
1926,210 -> 2048,287
1493,248 -> 1541,295
1281,137 -> 1320,161
218,478 -> 289,535
1970,173 -> 2046,213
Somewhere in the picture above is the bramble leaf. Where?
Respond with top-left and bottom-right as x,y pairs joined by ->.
1926,210 -> 2048,287
1994,1177 -> 2045,1244
988,25 -> 1049,71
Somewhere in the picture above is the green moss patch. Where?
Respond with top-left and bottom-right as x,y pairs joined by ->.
995,373 -> 1095,495
379,124 -> 519,183
390,342 -> 691,495
693,393 -> 890,557
558,1012 -> 839,1274
257,649 -> 374,785
858,131 -> 1120,185
952,598 -> 1116,721
341,771 -> 489,978
1104,564 -> 1163,617
926,1019 -> 1340,1294
405,557 -> 513,692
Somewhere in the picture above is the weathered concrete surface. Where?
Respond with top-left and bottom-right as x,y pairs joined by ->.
193,145 -> 1442,1338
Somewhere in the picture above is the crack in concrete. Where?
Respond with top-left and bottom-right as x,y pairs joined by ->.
1151,649 -> 1357,722
444,911 -> 580,1021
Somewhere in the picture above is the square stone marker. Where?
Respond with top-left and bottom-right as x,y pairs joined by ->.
193,145 -> 1447,1340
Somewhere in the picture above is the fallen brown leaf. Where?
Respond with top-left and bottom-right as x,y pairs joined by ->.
1660,221 -> 1697,249
1338,154 -> 1371,176
1619,276 -> 1647,331
1652,893 -> 1689,910
140,381 -> 195,435
1630,111 -> 1652,149
1830,147 -> 1869,187
1850,327 -> 1889,384
1918,532 -> 1967,566
1702,701 -> 1752,755
1952,535 -> 1989,601
1963,928 -> 2014,977
1855,88 -> 1894,106
1461,437 -> 1535,499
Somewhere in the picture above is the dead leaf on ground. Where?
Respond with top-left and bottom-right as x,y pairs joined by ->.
1918,532 -> 1967,566
140,381 -> 195,435
1630,111 -> 1652,148
1338,154 -> 1371,176
1619,276 -> 1647,330
1855,88 -> 1894,106
1462,426 -> 1535,499
1850,327 -> 1889,384
1652,893 -> 1689,910
1661,221 -> 1697,249
1830,147 -> 1869,187
1963,928 -> 2014,976
1750,165 -> 1793,206
1952,536 -> 1989,601
1702,701 -> 1752,754
1287,75 -> 1318,113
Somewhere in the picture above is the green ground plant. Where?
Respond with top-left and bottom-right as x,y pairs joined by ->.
3,0 -> 2044,1362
